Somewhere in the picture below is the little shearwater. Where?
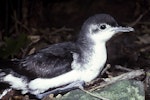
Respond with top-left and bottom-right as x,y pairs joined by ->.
0,14 -> 134,99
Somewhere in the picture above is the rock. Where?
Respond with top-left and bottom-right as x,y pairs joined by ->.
60,80 -> 145,100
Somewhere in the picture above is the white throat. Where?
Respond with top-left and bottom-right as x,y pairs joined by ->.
71,42 -> 107,82
88,42 -> 107,71
72,42 -> 107,69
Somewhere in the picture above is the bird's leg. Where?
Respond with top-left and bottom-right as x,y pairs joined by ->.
36,80 -> 85,99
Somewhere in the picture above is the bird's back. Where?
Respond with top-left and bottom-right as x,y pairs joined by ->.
0,42 -> 77,80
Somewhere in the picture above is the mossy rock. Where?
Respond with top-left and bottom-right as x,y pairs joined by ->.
59,80 -> 144,100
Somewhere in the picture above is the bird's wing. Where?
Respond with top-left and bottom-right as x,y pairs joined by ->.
14,42 -> 77,79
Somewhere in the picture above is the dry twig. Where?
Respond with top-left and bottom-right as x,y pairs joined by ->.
115,65 -> 133,72
50,27 -> 73,35
90,69 -> 145,92
101,64 -> 111,75
12,12 -> 31,33
80,88 -> 110,100
129,9 -> 150,27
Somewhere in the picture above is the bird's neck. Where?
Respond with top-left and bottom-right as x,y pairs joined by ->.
73,38 -> 107,72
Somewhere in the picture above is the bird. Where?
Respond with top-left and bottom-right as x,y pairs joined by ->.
0,14 -> 134,99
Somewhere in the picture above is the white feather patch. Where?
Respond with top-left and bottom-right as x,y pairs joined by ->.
3,74 -> 28,94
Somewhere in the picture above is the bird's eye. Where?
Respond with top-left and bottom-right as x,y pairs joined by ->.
100,24 -> 106,30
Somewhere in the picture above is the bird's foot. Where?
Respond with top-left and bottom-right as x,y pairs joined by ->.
36,80 -> 85,99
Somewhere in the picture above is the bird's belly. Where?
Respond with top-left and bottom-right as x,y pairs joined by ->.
79,69 -> 100,82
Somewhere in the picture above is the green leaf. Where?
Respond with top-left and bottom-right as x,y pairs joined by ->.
0,33 -> 30,59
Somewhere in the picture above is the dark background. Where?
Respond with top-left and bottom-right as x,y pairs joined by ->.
0,0 -> 150,99
0,0 -> 149,35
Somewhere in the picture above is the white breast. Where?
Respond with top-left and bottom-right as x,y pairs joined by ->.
72,43 -> 107,82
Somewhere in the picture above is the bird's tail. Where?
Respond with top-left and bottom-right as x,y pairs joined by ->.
0,59 -> 25,99
0,59 -> 19,82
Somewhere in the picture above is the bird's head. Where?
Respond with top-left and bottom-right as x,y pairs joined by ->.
79,14 -> 134,44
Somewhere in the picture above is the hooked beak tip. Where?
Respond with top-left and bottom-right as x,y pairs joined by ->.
127,27 -> 134,32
